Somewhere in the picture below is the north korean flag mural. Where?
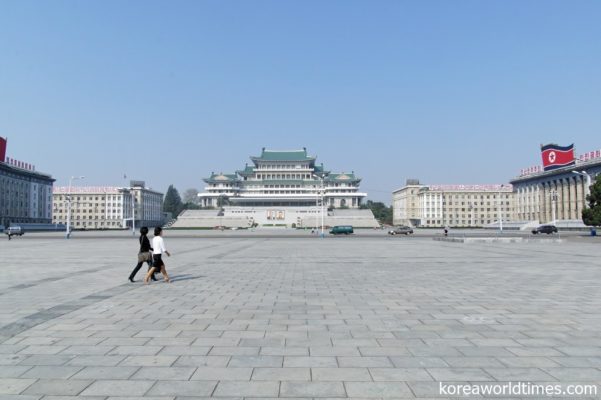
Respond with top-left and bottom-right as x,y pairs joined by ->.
0,137 -> 6,163
541,143 -> 575,171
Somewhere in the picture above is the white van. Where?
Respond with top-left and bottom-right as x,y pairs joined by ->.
6,226 -> 24,238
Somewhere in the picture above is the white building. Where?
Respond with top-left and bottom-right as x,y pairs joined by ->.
393,180 -> 514,227
198,148 -> 367,209
0,158 -> 54,227
53,182 -> 163,230
510,149 -> 601,227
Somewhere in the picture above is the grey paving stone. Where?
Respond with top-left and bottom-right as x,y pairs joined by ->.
0,354 -> 30,366
42,396 -> 106,400
131,366 -> 195,381
173,356 -> 230,367
19,355 -> 75,366
309,347 -> 361,357
252,367 -> 310,381
337,357 -> 393,368
280,381 -> 345,397
109,346 -> 163,356
369,367 -> 433,381
0,395 -> 41,400
344,382 -> 413,398
71,366 -> 139,379
18,346 -> 68,355
213,381 -> 279,397
358,347 -> 410,357
190,367 -> 253,381
147,380 -> 217,397
106,397 -> 175,400
427,367 -> 494,381
81,379 -> 155,396
283,356 -> 338,368
158,346 -> 211,356
209,347 -> 260,356
507,347 -> 565,357
442,356 -> 504,368
66,355 -> 126,367
311,367 -> 372,381
0,365 -> 33,378
543,367 -> 601,381
550,357 -> 601,367
228,356 -> 283,368
0,378 -> 37,394
259,347 -> 309,356
119,356 -> 178,367
497,357 -> 560,368
20,366 -> 82,379
22,379 -> 93,396
484,367 -> 557,381
60,345 -> 115,355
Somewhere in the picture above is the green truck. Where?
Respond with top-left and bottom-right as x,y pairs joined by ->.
329,225 -> 354,235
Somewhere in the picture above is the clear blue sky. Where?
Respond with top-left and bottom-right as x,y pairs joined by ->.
1,0 -> 600,203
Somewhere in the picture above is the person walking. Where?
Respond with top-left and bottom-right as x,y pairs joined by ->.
144,227 -> 171,284
128,227 -> 157,282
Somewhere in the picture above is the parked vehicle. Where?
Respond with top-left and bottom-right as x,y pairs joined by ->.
388,226 -> 414,235
329,225 -> 354,235
532,225 -> 558,234
5,226 -> 24,239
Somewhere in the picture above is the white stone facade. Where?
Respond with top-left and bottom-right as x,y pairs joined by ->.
53,184 -> 163,230
393,182 -> 514,227
511,155 -> 601,225
198,148 -> 367,209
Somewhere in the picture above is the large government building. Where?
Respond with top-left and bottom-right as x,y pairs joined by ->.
172,148 -> 378,228
392,180 -> 513,228
510,149 -> 601,227
53,181 -> 164,230
0,137 -> 55,228
198,148 -> 367,209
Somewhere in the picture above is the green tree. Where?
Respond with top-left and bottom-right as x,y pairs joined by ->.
181,188 -> 201,211
183,188 -> 199,204
163,185 -> 184,217
217,195 -> 230,207
582,175 -> 601,226
360,200 -> 393,225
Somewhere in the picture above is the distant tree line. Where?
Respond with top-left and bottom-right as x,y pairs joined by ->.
360,200 -> 393,225
162,185 -> 203,217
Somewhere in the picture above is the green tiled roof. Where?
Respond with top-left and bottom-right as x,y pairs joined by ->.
203,173 -> 240,183
325,173 -> 360,182
313,165 -> 330,174
236,165 -> 255,176
251,148 -> 315,162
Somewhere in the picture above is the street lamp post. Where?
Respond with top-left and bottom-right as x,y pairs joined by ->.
312,174 -> 325,237
572,170 -> 592,208
66,176 -> 85,239
498,184 -> 505,233
123,176 -> 137,236
131,189 -> 136,235
315,187 -> 319,233
550,189 -> 558,224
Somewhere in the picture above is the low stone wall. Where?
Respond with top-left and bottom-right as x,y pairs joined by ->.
433,237 -> 563,244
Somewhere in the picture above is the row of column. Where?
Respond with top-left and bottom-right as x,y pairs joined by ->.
516,175 -> 589,223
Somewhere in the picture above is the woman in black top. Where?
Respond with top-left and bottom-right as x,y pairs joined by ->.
128,227 -> 157,282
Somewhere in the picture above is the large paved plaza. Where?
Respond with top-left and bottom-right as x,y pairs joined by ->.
1,231 -> 600,399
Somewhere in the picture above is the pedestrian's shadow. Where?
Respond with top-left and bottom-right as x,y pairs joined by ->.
169,274 -> 204,282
